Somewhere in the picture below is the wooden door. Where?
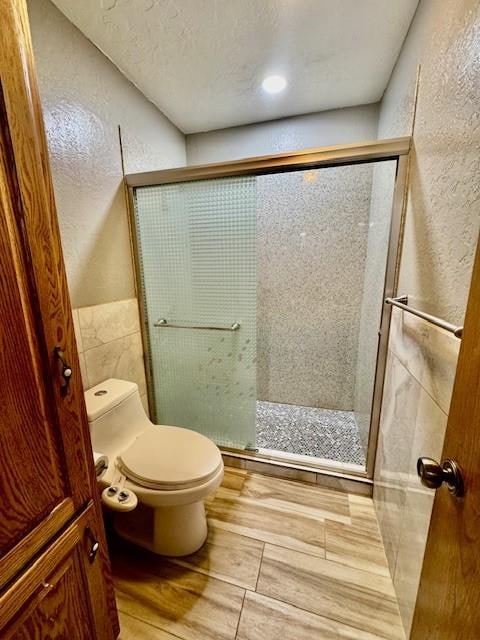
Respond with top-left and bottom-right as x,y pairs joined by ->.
0,1 -> 119,637
0,0 -> 95,587
411,237 -> 480,638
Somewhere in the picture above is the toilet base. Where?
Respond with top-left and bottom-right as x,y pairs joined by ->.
114,499 -> 208,557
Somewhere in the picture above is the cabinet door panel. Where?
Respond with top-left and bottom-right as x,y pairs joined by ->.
8,554 -> 93,640
0,500 -> 74,592
0,503 -> 117,640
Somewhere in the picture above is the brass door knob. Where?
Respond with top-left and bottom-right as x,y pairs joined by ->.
417,457 -> 464,497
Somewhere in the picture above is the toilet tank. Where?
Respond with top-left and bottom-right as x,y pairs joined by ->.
84,378 -> 151,460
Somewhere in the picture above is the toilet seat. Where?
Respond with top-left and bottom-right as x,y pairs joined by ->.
117,426 -> 222,491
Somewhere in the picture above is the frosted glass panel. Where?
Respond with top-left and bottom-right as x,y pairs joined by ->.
134,177 -> 257,449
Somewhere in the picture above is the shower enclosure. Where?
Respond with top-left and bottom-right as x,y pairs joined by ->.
127,138 -> 409,479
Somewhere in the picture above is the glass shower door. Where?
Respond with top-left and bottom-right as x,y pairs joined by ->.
133,176 -> 257,449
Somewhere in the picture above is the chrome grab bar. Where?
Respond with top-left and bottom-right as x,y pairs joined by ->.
154,318 -> 240,332
385,296 -> 463,339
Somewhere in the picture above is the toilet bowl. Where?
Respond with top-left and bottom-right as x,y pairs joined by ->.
84,378 -> 224,556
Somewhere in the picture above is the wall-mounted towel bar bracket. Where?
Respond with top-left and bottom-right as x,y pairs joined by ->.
154,318 -> 240,332
385,295 -> 463,339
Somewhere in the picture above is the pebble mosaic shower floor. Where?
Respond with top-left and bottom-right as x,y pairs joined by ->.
256,400 -> 366,466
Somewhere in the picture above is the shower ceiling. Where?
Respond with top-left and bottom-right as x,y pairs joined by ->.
51,0 -> 419,134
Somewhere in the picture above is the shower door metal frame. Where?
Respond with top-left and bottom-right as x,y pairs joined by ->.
125,136 -> 411,481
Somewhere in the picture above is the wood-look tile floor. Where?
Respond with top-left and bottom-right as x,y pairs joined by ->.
113,468 -> 405,640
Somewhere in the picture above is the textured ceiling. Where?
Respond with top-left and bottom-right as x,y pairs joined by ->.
51,0 -> 419,134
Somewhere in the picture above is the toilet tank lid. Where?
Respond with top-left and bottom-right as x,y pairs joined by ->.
85,378 -> 138,422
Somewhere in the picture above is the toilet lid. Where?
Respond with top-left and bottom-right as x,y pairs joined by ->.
117,426 -> 222,491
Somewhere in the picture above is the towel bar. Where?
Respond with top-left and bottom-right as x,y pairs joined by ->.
385,296 -> 462,338
154,318 -> 240,331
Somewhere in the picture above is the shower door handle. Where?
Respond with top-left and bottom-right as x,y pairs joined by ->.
154,318 -> 240,331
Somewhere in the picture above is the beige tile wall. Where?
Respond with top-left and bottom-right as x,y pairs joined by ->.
73,298 -> 149,413
374,307 -> 459,633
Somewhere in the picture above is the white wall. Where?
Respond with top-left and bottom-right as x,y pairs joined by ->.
29,0 -> 186,308
373,0 -> 480,635
186,104 -> 379,165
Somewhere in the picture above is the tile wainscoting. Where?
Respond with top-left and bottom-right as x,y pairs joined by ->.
73,298 -> 149,413
373,307 -> 460,635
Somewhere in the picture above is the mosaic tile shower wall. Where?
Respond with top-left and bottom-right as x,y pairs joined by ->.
256,166 -> 374,411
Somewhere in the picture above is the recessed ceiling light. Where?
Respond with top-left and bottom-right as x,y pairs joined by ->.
262,75 -> 287,94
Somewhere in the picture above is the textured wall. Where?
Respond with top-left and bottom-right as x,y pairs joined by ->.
52,0 -> 418,133
257,166 -> 373,410
28,0 -> 186,308
373,0 -> 480,635
186,104 -> 379,164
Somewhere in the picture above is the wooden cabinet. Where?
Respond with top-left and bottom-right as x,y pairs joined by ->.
1,504 -> 115,639
0,0 -> 119,637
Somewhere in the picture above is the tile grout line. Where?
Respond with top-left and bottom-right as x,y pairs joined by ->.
233,589 -> 247,640
80,328 -> 142,353
254,542 -> 266,592
116,607 -> 186,640
389,350 -> 449,416
255,541 -> 397,595
207,520 -> 327,562
214,487 -> 353,520
241,587 -> 400,640
168,557 -> 259,592
211,499 -> 352,526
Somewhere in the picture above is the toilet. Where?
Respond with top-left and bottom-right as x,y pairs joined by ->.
84,378 -> 224,556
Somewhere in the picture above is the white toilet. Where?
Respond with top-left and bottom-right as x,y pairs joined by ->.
84,378 -> 224,556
